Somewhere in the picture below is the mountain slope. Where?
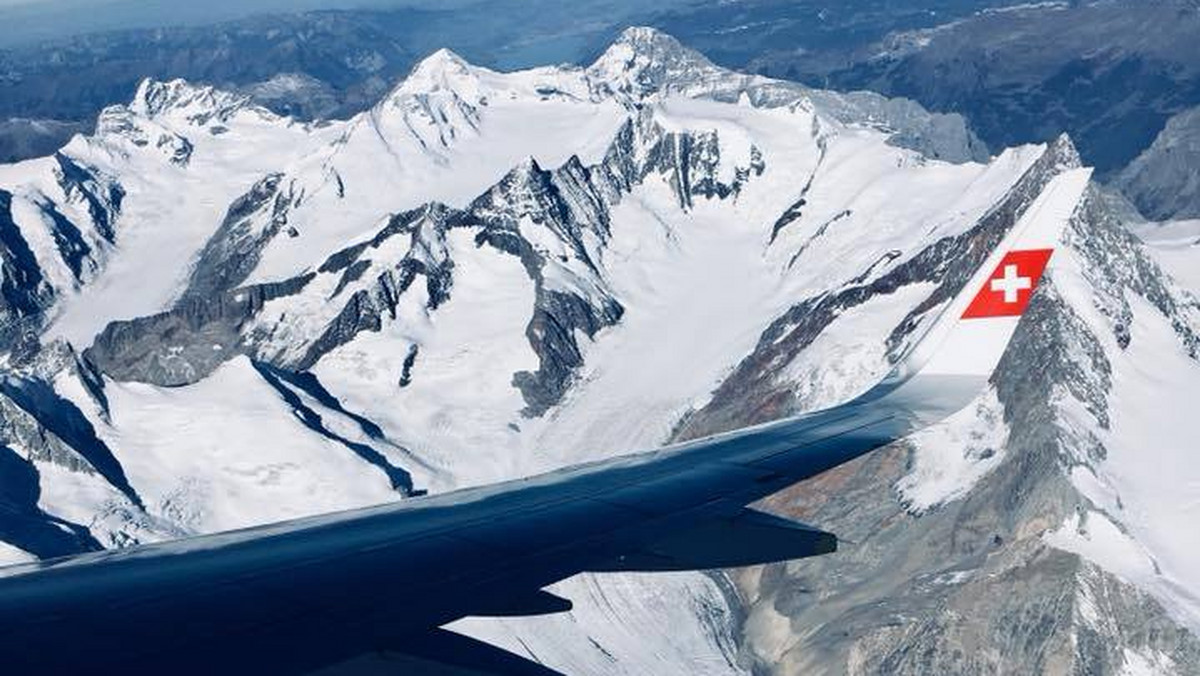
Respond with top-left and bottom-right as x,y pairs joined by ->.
1118,105 -> 1200,221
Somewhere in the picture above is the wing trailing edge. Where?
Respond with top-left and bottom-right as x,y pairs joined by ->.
595,508 -> 836,572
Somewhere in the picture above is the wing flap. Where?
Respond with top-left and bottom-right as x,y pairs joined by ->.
594,507 -> 836,572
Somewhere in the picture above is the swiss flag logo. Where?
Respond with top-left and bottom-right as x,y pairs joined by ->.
961,249 -> 1054,319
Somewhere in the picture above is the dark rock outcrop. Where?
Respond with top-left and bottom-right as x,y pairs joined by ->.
184,172 -> 292,300
86,274 -> 313,386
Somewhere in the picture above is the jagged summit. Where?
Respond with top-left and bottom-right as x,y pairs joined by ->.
129,78 -> 257,121
587,26 -> 725,100
80,76 -> 286,169
470,155 -> 554,213
602,26 -> 697,59
514,154 -> 545,174
386,47 -> 479,100
1047,132 -> 1083,171
373,26 -> 721,111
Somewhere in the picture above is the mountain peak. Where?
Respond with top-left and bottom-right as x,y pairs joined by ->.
611,26 -> 687,52
516,155 -> 543,173
394,47 -> 477,96
1048,133 -> 1084,172
496,155 -> 549,191
130,78 -> 253,120
367,47 -> 487,150
587,26 -> 721,101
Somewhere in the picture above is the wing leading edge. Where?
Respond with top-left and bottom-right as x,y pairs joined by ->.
0,169 -> 1089,675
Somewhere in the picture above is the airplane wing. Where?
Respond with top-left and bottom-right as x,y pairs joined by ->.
0,170 -> 1085,676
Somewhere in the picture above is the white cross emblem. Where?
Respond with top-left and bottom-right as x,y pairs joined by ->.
991,264 -> 1032,304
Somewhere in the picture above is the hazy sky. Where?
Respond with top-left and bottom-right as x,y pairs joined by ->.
0,0 -> 481,46
0,0 -> 385,6
0,0 -> 474,10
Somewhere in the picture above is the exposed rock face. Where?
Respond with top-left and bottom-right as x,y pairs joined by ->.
130,78 -> 256,125
0,153 -> 123,353
0,374 -> 141,509
0,341 -> 138,558
51,153 -> 124,245
1118,104 -> 1200,220
0,189 -> 53,339
291,202 -> 469,370
468,158 -> 625,416
85,274 -> 314,386
184,172 -> 293,300
726,284 -> 1198,674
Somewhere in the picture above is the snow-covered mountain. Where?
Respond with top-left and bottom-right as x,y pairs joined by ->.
0,26 -> 1197,675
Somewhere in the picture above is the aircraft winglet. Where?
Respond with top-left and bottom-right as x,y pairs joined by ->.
862,167 -> 1091,424
893,168 -> 1090,385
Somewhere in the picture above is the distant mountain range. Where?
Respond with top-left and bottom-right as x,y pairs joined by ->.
737,1 -> 1200,210
0,26 -> 1198,675
2,1 -> 1200,222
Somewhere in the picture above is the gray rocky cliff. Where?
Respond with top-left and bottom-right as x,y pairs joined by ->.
0,341 -> 149,557
0,155 -> 123,354
1118,104 -> 1200,221
183,172 -> 294,300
